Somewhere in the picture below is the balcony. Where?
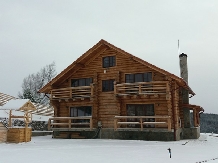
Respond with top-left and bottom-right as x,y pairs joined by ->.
114,81 -> 170,99
48,116 -> 171,132
50,84 -> 94,101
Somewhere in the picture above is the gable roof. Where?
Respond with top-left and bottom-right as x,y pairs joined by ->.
0,99 -> 36,111
39,39 -> 195,95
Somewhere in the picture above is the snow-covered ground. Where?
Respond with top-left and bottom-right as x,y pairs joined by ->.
1,133 -> 218,163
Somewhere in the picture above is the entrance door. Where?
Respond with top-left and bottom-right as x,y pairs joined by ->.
127,104 -> 154,128
70,106 -> 92,123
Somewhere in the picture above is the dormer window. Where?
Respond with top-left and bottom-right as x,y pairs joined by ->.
103,56 -> 116,68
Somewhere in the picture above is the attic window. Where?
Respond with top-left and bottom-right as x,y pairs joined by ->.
103,56 -> 116,68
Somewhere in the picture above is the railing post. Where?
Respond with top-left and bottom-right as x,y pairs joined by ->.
48,118 -> 51,130
114,118 -> 117,131
90,118 -> 93,130
68,119 -> 71,129
139,84 -> 142,94
140,118 -> 143,131
167,117 -> 171,131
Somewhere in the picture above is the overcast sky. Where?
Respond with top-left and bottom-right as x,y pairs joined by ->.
1,1 -> 218,113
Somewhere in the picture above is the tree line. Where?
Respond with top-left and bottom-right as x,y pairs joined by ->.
199,113 -> 218,134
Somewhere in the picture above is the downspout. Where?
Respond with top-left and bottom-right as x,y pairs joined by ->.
171,80 -> 177,141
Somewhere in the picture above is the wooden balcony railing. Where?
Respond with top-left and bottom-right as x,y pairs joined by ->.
114,116 -> 171,131
114,81 -> 169,97
50,84 -> 94,100
48,116 -> 93,131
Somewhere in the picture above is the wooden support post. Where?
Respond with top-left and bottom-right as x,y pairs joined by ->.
167,117 -> 171,131
68,119 -> 71,129
91,84 -> 94,96
9,110 -> 12,127
90,118 -> 93,130
193,109 -> 197,127
114,119 -> 117,131
48,119 -> 51,130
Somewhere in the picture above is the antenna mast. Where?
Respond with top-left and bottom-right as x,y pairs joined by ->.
178,39 -> 180,55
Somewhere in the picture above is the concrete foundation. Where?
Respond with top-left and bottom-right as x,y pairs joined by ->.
53,129 -> 175,141
182,127 -> 200,139
52,127 -> 200,141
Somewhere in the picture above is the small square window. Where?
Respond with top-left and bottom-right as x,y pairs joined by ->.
103,56 -> 116,68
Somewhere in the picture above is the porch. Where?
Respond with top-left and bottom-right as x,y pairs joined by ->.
47,115 -> 172,132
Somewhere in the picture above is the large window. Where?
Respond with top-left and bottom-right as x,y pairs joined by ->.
125,72 -> 152,83
102,79 -> 114,92
103,56 -> 116,68
71,78 -> 92,87
127,104 -> 154,128
70,106 -> 92,123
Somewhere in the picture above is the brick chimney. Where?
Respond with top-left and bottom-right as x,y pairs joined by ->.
179,53 -> 188,83
179,53 -> 190,128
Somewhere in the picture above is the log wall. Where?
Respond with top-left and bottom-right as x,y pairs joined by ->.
53,48 -> 182,129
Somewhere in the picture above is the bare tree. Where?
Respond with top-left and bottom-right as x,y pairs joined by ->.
18,62 -> 56,104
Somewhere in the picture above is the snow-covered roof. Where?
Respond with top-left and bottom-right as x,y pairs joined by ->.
30,103 -> 54,116
0,92 -> 16,106
0,99 -> 35,111
0,92 -> 54,117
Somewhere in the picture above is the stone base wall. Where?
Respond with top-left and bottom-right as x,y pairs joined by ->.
53,129 -> 175,141
182,127 -> 200,139
52,127 -> 200,141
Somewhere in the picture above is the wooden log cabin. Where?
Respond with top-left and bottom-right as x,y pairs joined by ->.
39,39 -> 204,141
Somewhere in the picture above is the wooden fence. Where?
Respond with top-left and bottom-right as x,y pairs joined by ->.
114,116 -> 171,131
48,116 -> 93,131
